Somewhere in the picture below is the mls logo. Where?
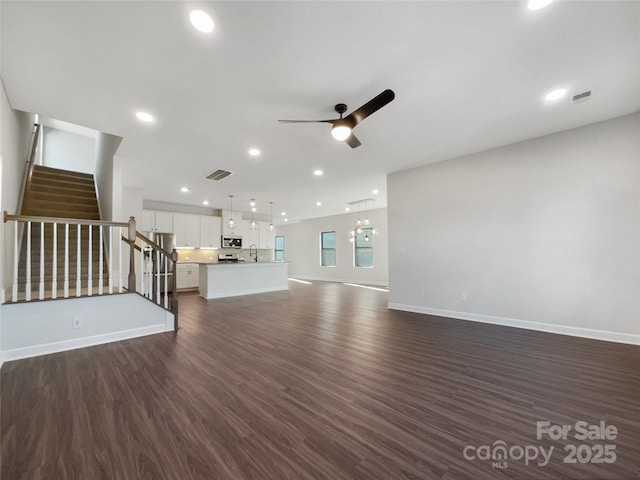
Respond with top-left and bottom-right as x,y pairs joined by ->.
492,461 -> 508,469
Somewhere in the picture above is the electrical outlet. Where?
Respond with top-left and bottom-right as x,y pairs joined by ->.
72,317 -> 83,329
460,293 -> 468,301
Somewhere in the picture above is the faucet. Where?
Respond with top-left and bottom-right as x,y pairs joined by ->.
249,244 -> 258,262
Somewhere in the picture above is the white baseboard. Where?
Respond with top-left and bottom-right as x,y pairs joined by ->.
292,276 -> 389,287
1,324 -> 171,362
200,285 -> 288,299
388,303 -> 640,345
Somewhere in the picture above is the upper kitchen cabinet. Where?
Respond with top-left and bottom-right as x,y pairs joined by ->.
221,209 -> 243,236
242,220 -> 260,247
173,213 -> 200,248
200,216 -> 221,248
259,222 -> 276,249
142,210 -> 173,233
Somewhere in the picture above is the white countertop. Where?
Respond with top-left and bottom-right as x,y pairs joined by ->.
198,261 -> 287,266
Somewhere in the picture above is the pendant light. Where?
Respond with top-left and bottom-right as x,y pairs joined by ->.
348,198 -> 380,241
248,199 -> 258,231
363,199 -> 370,226
267,202 -> 275,232
226,195 -> 235,229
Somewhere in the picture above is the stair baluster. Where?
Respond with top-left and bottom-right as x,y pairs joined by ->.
88,224 -> 93,296
76,224 -> 81,297
52,223 -> 58,300
98,226 -> 103,295
26,222 -> 31,302
163,255 -> 168,309
39,221 -> 45,300
12,223 -> 18,302
64,223 -> 69,298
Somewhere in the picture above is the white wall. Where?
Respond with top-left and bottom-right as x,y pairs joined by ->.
1,293 -> 175,361
277,208 -> 388,286
0,79 -> 34,301
94,132 -> 122,221
121,186 -> 144,225
388,113 -> 640,344
1,77 -> 37,362
42,126 -> 95,173
0,80 -> 33,217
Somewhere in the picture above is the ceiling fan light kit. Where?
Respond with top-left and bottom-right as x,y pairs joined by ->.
331,124 -> 352,141
279,89 -> 395,148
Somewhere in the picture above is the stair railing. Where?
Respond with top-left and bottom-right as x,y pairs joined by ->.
2,213 -> 178,329
17,123 -> 42,216
132,230 -> 179,328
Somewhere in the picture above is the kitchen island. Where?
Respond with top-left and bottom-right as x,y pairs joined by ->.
198,262 -> 289,299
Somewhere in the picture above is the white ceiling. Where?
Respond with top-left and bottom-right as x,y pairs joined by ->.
2,1 -> 639,223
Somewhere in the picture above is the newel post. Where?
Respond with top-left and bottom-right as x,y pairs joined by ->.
171,248 -> 179,331
128,216 -> 136,293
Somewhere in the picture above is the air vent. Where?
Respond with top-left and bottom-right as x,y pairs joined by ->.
204,169 -> 232,181
572,91 -> 591,103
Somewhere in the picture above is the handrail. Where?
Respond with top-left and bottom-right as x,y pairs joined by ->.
4,212 -> 128,228
18,123 -> 42,215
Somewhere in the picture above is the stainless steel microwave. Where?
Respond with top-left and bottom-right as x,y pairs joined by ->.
222,236 -> 242,249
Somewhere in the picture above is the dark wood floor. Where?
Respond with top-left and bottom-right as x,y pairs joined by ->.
2,281 -> 639,479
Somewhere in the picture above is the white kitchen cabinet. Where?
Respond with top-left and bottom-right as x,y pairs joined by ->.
176,263 -> 199,290
221,209 -> 243,236
142,210 -> 173,233
242,219 -> 260,247
259,221 -> 276,249
200,216 -> 221,248
173,214 -> 200,248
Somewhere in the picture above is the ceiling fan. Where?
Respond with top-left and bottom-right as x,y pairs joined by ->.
278,89 -> 395,148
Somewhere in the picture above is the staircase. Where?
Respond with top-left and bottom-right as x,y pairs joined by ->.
1,130 -> 178,361
22,165 -> 99,219
17,165 -> 103,299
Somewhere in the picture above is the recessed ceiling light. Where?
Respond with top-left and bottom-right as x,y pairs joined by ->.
181,187 -> 189,193
249,200 -> 256,206
528,0 -> 554,10
316,201 -> 322,206
372,189 -> 379,195
313,169 -> 323,176
545,88 -> 567,101
284,218 -> 288,222
281,212 -> 286,216
202,200 -> 209,205
251,207 -> 256,212
345,207 -> 351,211
135,111 -> 154,123
189,10 -> 214,33
248,148 -> 260,156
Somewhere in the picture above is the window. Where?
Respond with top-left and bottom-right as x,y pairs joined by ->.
275,236 -> 284,262
321,231 -> 336,266
354,228 -> 373,267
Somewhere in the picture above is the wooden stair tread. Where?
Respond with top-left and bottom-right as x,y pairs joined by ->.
26,192 -> 99,204
24,201 -> 99,214
30,178 -> 96,192
21,209 -> 100,220
33,165 -> 94,179
26,185 -> 97,198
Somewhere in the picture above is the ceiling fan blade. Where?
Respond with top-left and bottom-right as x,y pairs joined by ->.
344,89 -> 395,127
344,133 -> 361,148
278,119 -> 337,124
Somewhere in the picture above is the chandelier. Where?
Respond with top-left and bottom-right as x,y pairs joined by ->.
348,198 -> 379,242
